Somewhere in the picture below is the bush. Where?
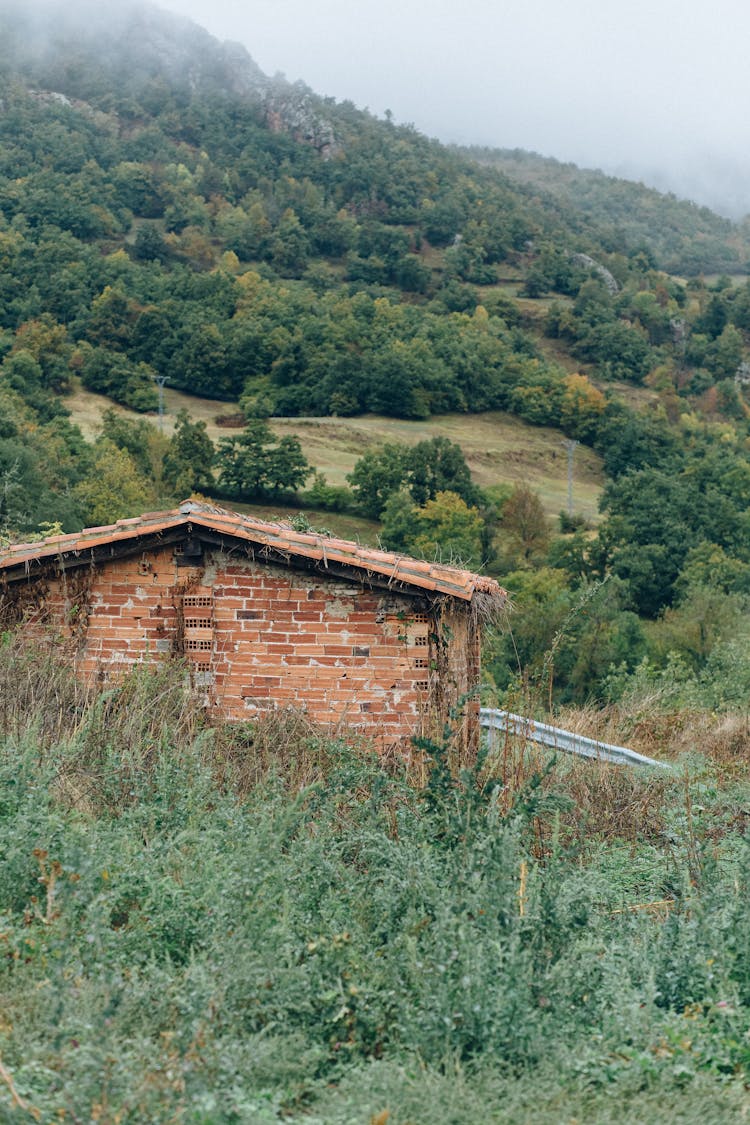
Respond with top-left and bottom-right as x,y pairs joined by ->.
300,471 -> 354,513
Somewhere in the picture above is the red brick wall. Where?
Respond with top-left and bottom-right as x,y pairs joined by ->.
29,546 -> 479,748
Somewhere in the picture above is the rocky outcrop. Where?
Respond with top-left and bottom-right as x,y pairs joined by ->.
1,0 -> 340,160
570,253 -> 619,294
264,80 -> 339,158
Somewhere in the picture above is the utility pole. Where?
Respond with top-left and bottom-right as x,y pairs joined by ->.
562,439 -> 578,517
153,374 -> 169,431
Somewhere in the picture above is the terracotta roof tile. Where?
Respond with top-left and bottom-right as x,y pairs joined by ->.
7,552 -> 36,566
0,502 -> 506,605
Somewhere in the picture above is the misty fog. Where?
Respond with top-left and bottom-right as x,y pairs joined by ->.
3,0 -> 749,218
154,0 -> 750,220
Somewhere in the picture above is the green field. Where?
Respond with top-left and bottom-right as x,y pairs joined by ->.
66,385 -> 605,524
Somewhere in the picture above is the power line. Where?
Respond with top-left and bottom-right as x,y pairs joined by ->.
152,374 -> 169,431
562,439 -> 578,516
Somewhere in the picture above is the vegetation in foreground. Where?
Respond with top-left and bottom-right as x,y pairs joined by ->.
1,641 -> 750,1123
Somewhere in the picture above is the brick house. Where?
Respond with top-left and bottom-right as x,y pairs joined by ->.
0,502 -> 505,755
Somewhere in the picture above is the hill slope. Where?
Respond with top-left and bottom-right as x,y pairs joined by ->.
459,145 -> 750,276
0,0 -> 749,431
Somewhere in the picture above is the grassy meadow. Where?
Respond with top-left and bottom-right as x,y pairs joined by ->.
2,639 -> 750,1123
66,384 -> 605,525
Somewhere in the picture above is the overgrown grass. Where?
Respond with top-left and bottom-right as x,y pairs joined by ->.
1,644 -> 750,1122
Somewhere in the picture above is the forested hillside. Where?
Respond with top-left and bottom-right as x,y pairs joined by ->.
459,145 -> 750,276
1,0 -> 750,708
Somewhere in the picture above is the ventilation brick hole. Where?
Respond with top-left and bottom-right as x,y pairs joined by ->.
413,657 -> 428,669
184,617 -> 211,630
413,634 -> 428,647
415,680 -> 429,692
185,639 -> 212,652
195,661 -> 212,673
183,596 -> 213,608
412,613 -> 429,624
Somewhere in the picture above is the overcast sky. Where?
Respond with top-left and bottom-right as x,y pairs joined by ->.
161,0 -> 750,218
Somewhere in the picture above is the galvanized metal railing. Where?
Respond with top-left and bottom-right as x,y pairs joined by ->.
479,708 -> 670,769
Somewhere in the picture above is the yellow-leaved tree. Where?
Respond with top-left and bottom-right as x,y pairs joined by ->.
411,491 -> 484,569
559,373 -> 605,440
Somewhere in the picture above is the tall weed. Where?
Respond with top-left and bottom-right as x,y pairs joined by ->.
0,630 -> 85,746
2,639 -> 750,1120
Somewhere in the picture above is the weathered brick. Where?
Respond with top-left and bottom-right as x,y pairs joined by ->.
13,538 -> 486,754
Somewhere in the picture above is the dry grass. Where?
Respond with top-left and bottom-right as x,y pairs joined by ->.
212,706 -> 377,799
0,635 -> 381,809
558,759 -> 670,845
555,703 -> 750,777
476,701 -> 750,854
271,413 -> 604,522
555,703 -> 687,763
478,719 -> 669,847
5,632 -> 748,849
662,711 -> 750,783
479,724 -> 550,813
0,630 -> 88,746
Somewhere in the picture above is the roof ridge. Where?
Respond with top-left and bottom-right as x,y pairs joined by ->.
0,504 -> 506,605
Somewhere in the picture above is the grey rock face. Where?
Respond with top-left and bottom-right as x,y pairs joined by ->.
1,0 -> 340,159
571,253 -> 619,294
